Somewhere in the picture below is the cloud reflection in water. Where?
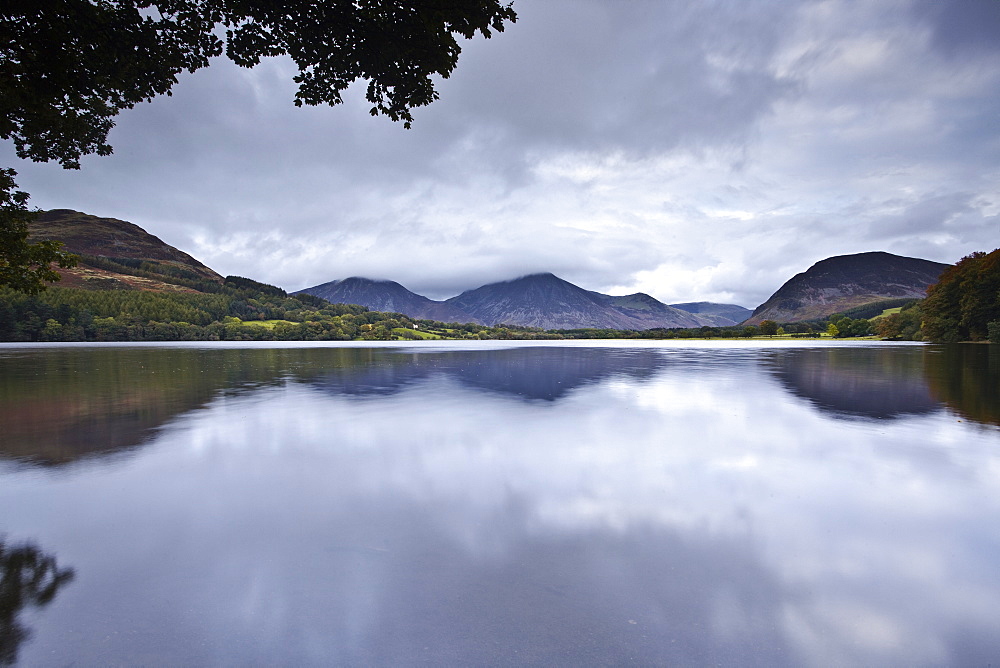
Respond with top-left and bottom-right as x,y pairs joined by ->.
2,343 -> 999,665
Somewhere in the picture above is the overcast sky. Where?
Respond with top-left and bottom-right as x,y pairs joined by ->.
5,0 -> 999,307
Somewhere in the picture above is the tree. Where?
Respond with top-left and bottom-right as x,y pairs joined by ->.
923,250 -> 1000,342
0,540 -> 75,665
988,320 -> 1000,344
758,319 -> 778,336
0,170 -> 78,294
0,0 -> 517,290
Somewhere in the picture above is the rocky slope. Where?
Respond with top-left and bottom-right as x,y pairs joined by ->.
670,302 -> 753,326
746,251 -> 950,324
296,277 -> 479,323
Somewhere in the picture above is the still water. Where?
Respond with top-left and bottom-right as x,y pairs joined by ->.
1,340 -> 998,666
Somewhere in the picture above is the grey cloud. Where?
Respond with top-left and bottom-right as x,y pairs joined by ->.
865,192 -> 978,240
3,0 -> 999,304
915,0 -> 1000,57
438,0 -> 798,156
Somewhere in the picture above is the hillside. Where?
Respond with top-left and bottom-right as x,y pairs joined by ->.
446,273 -> 710,329
28,209 -> 222,292
670,302 -> 753,326
296,277 -> 479,323
746,252 -> 950,324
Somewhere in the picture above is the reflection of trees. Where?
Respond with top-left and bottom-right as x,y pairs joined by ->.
765,346 -> 938,420
0,540 -> 75,666
0,346 -> 672,465
924,345 -> 1000,427
0,347 -> 365,465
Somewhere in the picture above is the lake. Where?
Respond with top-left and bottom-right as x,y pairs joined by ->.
1,340 -> 999,666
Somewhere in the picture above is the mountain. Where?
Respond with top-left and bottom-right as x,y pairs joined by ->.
445,273 -> 711,329
29,209 -> 222,291
670,302 -> 753,327
301,272 -> 713,330
746,251 -> 950,324
296,277 -> 479,323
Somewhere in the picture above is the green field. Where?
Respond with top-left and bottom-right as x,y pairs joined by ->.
391,327 -> 444,340
240,319 -> 298,329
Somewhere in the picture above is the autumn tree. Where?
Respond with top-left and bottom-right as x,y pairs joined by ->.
0,0 -> 517,292
922,249 -> 1000,342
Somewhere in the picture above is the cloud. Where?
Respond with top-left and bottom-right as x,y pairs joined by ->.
3,0 -> 999,307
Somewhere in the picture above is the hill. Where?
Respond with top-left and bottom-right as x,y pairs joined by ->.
445,273 -> 710,329
28,209 -> 222,292
296,277 -> 479,323
670,302 -> 753,326
746,251 -> 950,324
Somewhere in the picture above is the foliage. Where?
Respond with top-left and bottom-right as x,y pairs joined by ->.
874,301 -> 924,341
224,275 -> 284,297
828,315 -> 873,338
989,320 -> 1000,344
923,249 -> 1000,342
758,320 -> 778,336
1,0 -> 517,169
0,0 -> 516,292
0,171 -> 78,294
830,298 -> 920,321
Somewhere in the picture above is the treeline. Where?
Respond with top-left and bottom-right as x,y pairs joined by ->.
0,282 -> 892,343
80,254 -> 224,293
0,283 -> 568,342
0,286 -> 351,342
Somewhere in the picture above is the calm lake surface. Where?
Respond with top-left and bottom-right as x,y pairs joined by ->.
1,340 -> 999,666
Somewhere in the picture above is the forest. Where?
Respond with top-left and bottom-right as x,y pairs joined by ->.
0,277 -> 562,342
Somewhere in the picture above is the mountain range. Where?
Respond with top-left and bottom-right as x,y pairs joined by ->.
298,273 -> 747,329
27,209 -> 952,330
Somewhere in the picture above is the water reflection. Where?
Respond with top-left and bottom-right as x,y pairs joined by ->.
2,342 -> 999,665
764,346 -> 938,420
306,346 -> 668,400
924,344 -> 1000,427
5,343 -> 995,469
0,346 -> 687,466
0,346 -> 401,465
0,540 -> 74,666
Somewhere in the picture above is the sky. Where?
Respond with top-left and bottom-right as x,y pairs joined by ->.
4,0 -> 1000,307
